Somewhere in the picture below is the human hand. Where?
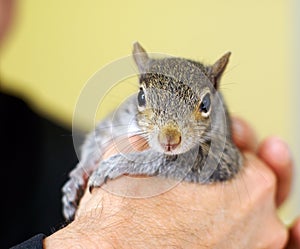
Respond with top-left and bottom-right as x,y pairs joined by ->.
232,117 -> 300,249
44,117 -> 294,249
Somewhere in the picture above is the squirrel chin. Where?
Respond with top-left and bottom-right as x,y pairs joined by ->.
160,147 -> 187,156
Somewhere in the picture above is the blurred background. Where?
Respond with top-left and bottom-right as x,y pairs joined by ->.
0,0 -> 299,247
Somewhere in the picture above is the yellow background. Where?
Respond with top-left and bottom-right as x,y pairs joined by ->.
0,1 -> 296,220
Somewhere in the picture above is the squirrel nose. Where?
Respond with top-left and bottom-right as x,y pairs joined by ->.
158,128 -> 181,152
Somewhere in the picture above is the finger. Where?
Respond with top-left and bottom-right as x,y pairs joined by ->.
128,135 -> 149,151
103,135 -> 149,159
231,116 -> 258,152
286,217 -> 300,249
257,136 -> 293,207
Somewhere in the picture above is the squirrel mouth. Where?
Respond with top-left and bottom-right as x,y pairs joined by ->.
161,137 -> 181,152
164,143 -> 179,152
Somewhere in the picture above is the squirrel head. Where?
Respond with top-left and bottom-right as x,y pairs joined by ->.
133,42 -> 230,155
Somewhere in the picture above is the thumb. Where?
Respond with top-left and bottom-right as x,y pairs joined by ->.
286,217 -> 300,249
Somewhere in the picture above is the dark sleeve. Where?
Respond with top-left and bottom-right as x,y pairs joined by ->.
10,234 -> 46,249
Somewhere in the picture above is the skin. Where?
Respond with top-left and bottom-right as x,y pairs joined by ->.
44,117 -> 298,249
0,0 -> 15,46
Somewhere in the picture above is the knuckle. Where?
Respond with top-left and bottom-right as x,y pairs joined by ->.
266,224 -> 288,249
265,172 -> 276,191
245,153 -> 277,195
259,166 -> 277,194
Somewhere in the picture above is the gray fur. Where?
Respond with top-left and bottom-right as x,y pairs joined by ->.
62,42 -> 243,221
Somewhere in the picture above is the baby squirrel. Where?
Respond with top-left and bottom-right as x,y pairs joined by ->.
62,42 -> 243,221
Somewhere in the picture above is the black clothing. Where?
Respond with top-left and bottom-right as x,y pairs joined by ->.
10,234 -> 45,249
0,91 -> 83,248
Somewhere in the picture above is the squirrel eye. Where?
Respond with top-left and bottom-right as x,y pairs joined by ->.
199,93 -> 211,116
138,88 -> 146,107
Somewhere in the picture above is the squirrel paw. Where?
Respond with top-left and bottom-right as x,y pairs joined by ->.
88,151 -> 161,190
88,158 -> 123,190
62,175 -> 86,221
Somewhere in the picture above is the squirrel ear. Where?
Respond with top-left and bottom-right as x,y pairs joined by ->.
208,52 -> 231,89
133,42 -> 149,74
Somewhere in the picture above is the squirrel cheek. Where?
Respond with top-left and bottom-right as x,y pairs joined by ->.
143,109 -> 155,120
137,109 -> 155,129
193,109 -> 206,122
